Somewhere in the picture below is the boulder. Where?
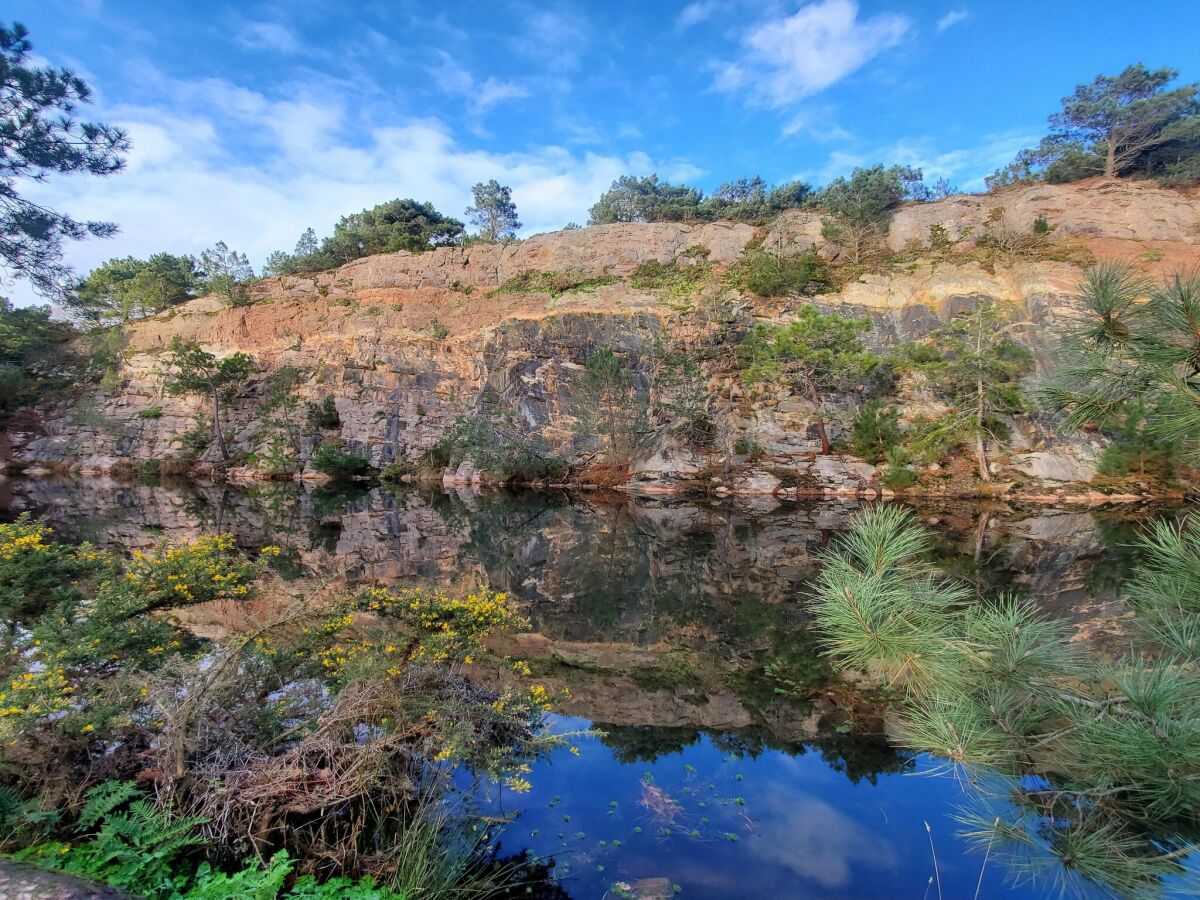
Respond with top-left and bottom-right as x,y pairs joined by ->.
0,861 -> 128,899
1012,450 -> 1097,483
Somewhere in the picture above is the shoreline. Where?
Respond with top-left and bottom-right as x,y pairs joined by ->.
1,462 -> 1180,507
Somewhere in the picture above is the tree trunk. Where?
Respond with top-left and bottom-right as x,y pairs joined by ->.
723,371 -> 736,475
974,314 -> 991,482
975,431 -> 991,482
211,384 -> 230,460
808,380 -> 832,456
1105,141 -> 1117,178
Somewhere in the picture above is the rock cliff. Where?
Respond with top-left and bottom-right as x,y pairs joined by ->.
7,178 -> 1200,497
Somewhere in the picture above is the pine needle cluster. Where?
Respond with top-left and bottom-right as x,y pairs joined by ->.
811,505 -> 1200,897
1042,264 -> 1200,468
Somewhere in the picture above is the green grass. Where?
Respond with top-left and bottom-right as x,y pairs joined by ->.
492,269 -> 618,298
629,260 -> 713,299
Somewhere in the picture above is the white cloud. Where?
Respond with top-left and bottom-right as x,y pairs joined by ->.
236,21 -> 304,55
429,51 -> 528,118
473,77 -> 530,115
936,9 -> 969,32
744,788 -> 898,889
9,72 -> 685,305
677,1 -> 722,29
714,0 -> 910,106
879,128 -> 1036,190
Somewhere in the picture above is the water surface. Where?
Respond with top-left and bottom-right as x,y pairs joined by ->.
1,477 -> 1190,898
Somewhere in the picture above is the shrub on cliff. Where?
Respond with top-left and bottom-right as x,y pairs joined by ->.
263,227 -> 331,276
67,253 -> 200,327
740,308 -> 878,455
588,173 -> 813,225
198,241 -> 254,305
323,199 -> 464,263
310,441 -> 372,479
850,399 -> 902,464
813,165 -> 927,264
728,249 -> 828,297
432,409 -> 567,483
588,175 -> 703,224
264,200 -> 466,275
305,396 -> 341,430
0,298 -> 78,409
892,300 -> 1032,480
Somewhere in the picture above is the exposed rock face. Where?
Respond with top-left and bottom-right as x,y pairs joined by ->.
7,179 -> 1199,496
887,178 -> 1200,249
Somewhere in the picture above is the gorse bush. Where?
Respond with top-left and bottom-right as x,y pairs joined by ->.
0,518 -> 567,895
811,506 -> 1200,897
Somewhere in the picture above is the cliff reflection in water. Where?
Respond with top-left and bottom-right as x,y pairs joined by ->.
0,477 -> 1154,748
3,477 -> 1185,897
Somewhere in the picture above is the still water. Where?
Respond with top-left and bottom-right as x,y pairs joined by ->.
0,477 -> 1192,898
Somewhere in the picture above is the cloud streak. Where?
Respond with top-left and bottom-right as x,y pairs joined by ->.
936,10 -> 969,32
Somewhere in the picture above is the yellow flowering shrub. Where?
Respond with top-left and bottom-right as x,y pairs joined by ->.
348,586 -> 530,664
0,656 -> 73,731
0,516 -> 53,561
123,534 -> 258,609
0,514 -> 107,622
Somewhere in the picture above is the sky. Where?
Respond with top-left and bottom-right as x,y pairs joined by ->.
7,0 -> 1200,305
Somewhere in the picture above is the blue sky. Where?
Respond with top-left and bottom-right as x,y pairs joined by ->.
8,0 -> 1199,302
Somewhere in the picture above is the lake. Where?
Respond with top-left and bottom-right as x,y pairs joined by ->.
1,477 -> 1193,899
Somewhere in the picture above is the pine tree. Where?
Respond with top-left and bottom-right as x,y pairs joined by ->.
0,22 -> 128,296
160,337 -> 255,460
739,307 -> 878,455
465,180 -> 521,241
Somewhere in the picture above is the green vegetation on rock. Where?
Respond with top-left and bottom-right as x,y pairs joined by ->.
740,308 -> 878,455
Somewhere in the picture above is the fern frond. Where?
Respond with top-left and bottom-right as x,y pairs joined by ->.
78,781 -> 140,831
